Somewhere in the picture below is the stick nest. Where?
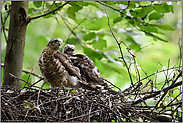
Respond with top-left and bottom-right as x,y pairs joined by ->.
1,71 -> 182,122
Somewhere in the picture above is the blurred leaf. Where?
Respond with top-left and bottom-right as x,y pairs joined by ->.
128,1 -> 136,9
43,13 -> 51,19
103,1 -> 116,5
46,2 -> 62,11
67,7 -> 76,19
28,8 -> 33,14
85,17 -> 108,31
163,3 -> 174,13
145,32 -> 168,42
69,1 -> 83,12
67,38 -> 80,45
85,1 -> 100,9
92,39 -> 107,50
33,1 -> 42,8
156,25 -> 175,31
126,16 -> 134,24
153,4 -> 166,13
143,6 -> 154,14
129,10 -> 137,17
116,1 -> 129,5
137,9 -> 146,18
113,17 -> 123,24
126,35 -> 141,50
138,25 -> 158,33
77,1 -> 88,6
149,12 -> 164,21
42,82 -> 50,89
83,48 -> 103,60
140,1 -> 151,6
83,32 -> 96,41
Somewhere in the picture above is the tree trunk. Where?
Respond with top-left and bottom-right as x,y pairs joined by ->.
2,1 -> 29,88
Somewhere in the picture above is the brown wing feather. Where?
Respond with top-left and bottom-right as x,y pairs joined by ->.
70,54 -> 107,86
55,51 -> 100,90
54,51 -> 81,79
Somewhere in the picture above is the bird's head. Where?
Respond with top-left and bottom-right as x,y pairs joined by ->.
64,44 -> 76,55
47,38 -> 62,50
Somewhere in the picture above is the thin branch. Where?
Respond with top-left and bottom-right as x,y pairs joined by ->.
9,73 -> 41,90
61,7 -> 92,51
1,11 -> 10,42
1,63 -> 42,78
135,66 -> 181,83
45,1 -> 56,13
59,14 -> 87,50
134,43 -> 154,54
150,70 -> 182,113
159,92 -> 182,113
178,38 -> 182,71
64,109 -> 103,122
105,10 -> 133,85
29,1 -> 70,22
131,80 -> 182,105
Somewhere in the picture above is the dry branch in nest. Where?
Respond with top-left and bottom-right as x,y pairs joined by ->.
1,69 -> 182,122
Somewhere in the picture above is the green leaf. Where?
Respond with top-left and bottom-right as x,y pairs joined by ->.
67,38 -> 80,45
129,10 -> 137,17
84,1 -> 99,9
113,17 -> 123,24
83,32 -> 96,41
46,2 -> 50,8
126,16 -> 134,24
33,1 -> 42,8
137,9 -> 146,18
43,13 -> 51,19
143,6 -> 153,14
83,48 -> 103,60
67,7 -> 76,19
163,3 -> 174,13
46,2 -> 62,11
69,1 -> 83,12
145,32 -> 168,42
149,12 -> 164,21
126,35 -> 141,50
103,1 -> 116,5
139,25 -> 158,33
85,18 -> 108,31
140,1 -> 151,6
77,1 -> 88,6
28,8 -> 33,14
92,39 -> 107,50
153,4 -> 166,13
156,25 -> 175,31
128,1 -> 136,9
116,1 -> 129,5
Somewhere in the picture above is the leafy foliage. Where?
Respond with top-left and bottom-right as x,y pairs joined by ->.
1,1 -> 181,91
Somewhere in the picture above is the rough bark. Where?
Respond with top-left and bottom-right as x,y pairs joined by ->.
2,1 -> 29,88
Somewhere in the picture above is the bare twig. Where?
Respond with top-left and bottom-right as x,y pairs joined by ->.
1,63 -> 42,78
9,73 -> 41,89
131,81 -> 182,105
45,1 -> 56,13
105,10 -> 133,85
64,109 -> 103,122
60,7 -> 92,51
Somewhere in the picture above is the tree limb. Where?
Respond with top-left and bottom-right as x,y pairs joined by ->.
28,1 -> 70,22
